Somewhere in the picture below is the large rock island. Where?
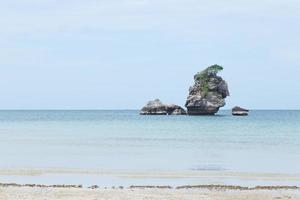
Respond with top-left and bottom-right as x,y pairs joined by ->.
185,65 -> 229,115
140,99 -> 186,115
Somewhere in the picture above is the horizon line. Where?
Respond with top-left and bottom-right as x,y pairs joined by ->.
0,109 -> 299,111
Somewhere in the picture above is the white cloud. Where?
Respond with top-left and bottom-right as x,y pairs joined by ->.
0,0 -> 299,36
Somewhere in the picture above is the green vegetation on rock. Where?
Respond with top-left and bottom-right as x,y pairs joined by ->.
194,64 -> 223,93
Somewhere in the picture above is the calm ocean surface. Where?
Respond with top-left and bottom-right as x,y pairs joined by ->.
0,110 -> 299,186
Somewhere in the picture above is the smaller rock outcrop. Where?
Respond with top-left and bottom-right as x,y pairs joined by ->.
232,106 -> 249,116
140,99 -> 186,115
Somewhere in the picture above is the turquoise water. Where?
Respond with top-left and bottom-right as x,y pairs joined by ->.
0,110 -> 299,185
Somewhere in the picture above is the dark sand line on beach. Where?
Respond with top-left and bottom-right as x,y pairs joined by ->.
1,186 -> 300,200
1,183 -> 300,190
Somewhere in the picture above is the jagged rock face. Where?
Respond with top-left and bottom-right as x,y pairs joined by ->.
140,99 -> 186,115
185,65 -> 229,115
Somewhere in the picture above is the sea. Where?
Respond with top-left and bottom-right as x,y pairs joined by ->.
0,110 -> 299,186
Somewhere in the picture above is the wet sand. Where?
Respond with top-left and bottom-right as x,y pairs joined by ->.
0,185 -> 300,200
1,168 -> 300,185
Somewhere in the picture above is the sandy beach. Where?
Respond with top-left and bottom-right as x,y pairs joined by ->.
0,185 -> 300,200
1,168 -> 300,199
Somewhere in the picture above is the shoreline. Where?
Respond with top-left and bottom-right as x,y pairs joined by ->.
1,168 -> 300,187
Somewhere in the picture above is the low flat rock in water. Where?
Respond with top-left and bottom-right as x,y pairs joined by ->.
140,99 -> 186,115
232,106 -> 249,116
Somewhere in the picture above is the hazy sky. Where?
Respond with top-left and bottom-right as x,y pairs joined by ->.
0,0 -> 299,109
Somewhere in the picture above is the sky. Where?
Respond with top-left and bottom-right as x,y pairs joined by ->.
0,0 -> 299,109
